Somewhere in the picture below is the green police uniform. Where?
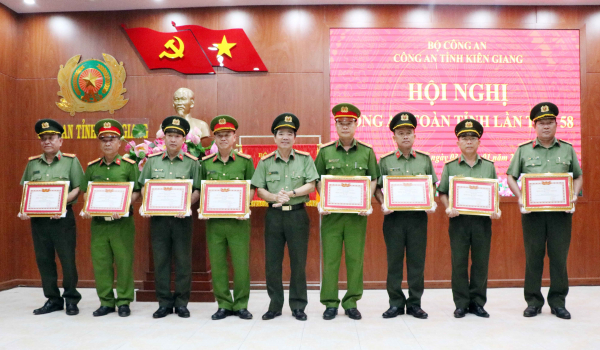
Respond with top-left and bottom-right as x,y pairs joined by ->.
83,154 -> 140,307
378,112 -> 438,310
22,123 -> 84,307
507,102 -> 582,309
438,119 -> 497,310
139,148 -> 200,308
315,138 -> 380,310
202,149 -> 255,311
251,113 -> 319,313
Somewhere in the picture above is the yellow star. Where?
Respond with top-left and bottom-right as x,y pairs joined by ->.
214,36 -> 236,58
82,71 -> 98,88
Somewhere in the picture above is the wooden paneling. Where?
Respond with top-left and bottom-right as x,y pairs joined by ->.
0,4 -> 18,77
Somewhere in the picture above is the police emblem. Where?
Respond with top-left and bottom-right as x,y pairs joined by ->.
56,54 -> 128,116
285,116 -> 292,122
173,119 -> 181,126
341,106 -> 349,113
541,105 -> 549,113
401,114 -> 409,121
41,122 -> 49,129
103,122 -> 111,128
219,118 -> 226,124
465,121 -> 473,128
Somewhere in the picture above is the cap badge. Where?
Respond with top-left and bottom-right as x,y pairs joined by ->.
465,121 -> 473,128
41,122 -> 49,129
400,114 -> 409,121
541,105 -> 549,113
103,122 -> 111,128
285,116 -> 292,122
340,106 -> 349,113
219,118 -> 226,125
173,119 -> 180,126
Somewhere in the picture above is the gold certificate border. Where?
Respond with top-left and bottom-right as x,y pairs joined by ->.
320,175 -> 371,213
199,180 -> 251,218
449,177 -> 499,217
521,173 -> 573,212
383,175 -> 434,211
20,181 -> 70,217
83,182 -> 134,217
142,179 -> 193,216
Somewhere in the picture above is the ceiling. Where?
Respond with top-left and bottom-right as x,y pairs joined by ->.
2,0 -> 599,14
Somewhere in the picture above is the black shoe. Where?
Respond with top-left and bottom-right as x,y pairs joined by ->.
406,305 -> 428,319
175,306 -> 190,318
262,310 -> 282,320
551,307 -> 571,320
211,308 -> 234,320
523,306 -> 542,317
93,306 -> 115,317
65,304 -> 79,316
292,309 -> 307,321
345,308 -> 362,320
235,309 -> 253,320
118,305 -> 131,317
468,303 -> 490,318
323,307 -> 338,320
454,308 -> 466,318
382,306 -> 404,318
33,300 -> 64,315
152,306 -> 173,319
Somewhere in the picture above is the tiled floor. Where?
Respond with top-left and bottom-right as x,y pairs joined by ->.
0,286 -> 598,349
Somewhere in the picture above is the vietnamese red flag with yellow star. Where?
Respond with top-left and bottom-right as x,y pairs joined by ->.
175,24 -> 268,72
122,25 -> 215,74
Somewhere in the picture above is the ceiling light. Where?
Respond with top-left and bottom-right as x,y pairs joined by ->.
24,0 -> 35,5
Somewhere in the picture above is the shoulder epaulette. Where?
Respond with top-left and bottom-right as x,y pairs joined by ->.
445,158 -> 459,165
28,155 -> 42,161
481,157 -> 495,163
62,153 -> 76,158
184,152 -> 198,161
380,150 -> 395,159
559,139 -> 573,146
415,150 -> 430,156
122,157 -> 136,164
357,140 -> 373,148
319,141 -> 335,149
148,152 -> 163,158
518,140 -> 533,147
88,158 -> 102,166
236,151 -> 253,160
294,150 -> 311,157
202,153 -> 217,161
261,151 -> 276,161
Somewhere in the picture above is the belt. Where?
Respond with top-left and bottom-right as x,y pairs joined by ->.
268,203 -> 305,211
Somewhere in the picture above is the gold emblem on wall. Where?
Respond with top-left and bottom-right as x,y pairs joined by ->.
56,53 -> 128,116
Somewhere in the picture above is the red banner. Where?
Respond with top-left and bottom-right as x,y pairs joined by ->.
240,145 -> 319,206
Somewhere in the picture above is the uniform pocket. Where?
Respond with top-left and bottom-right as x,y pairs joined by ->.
525,158 -> 541,167
152,169 -> 165,179
266,173 -> 281,182
325,163 -> 341,175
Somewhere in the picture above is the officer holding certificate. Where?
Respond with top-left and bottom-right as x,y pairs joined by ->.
19,119 -> 84,316
138,116 -> 201,319
374,112 -> 437,320
81,119 -> 141,317
200,115 -> 255,321
506,102 -> 583,320
251,113 -> 319,321
314,103 -> 380,320
438,119 -> 501,319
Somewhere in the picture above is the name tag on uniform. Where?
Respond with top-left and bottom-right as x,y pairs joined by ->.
329,159 -> 339,163
268,171 -> 279,175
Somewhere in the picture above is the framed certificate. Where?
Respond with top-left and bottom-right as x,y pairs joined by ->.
20,181 -> 70,217
383,175 -> 434,211
320,175 -> 371,213
449,177 -> 499,216
521,173 -> 573,211
199,180 -> 251,218
83,182 -> 134,217
142,179 -> 193,216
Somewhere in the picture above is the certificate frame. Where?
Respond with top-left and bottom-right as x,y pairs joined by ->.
383,175 -> 434,211
142,179 -> 193,216
449,177 -> 499,216
521,173 -> 573,212
20,181 -> 69,217
199,180 -> 251,218
320,175 -> 371,213
83,182 -> 134,217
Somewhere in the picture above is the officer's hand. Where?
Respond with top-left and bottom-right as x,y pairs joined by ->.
445,207 -> 459,218
139,205 -> 151,218
275,189 -> 290,206
566,202 -> 576,214
317,203 -> 330,215
236,210 -> 251,220
425,202 -> 437,214
175,209 -> 191,219
79,210 -> 92,219
358,207 -> 373,216
518,197 -> 531,214
18,212 -> 31,220
50,214 -> 62,220
381,203 -> 393,215
198,210 -> 209,220
491,209 -> 502,220
111,213 -> 121,220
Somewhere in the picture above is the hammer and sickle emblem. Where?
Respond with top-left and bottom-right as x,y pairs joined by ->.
159,36 -> 185,59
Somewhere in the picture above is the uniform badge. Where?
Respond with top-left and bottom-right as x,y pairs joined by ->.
56,53 -> 128,116
219,118 -> 226,125
285,116 -> 292,122
104,122 -> 111,128
541,105 -> 549,113
341,106 -> 349,113
173,119 -> 181,126
465,121 -> 473,128
400,114 -> 409,121
41,122 -> 49,129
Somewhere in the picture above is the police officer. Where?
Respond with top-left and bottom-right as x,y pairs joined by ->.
374,112 -> 437,319
200,115 -> 255,320
439,119 -> 501,318
251,113 -> 319,321
314,103 -> 379,320
81,119 -> 140,317
139,116 -> 200,319
19,119 -> 83,316
506,102 -> 582,320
